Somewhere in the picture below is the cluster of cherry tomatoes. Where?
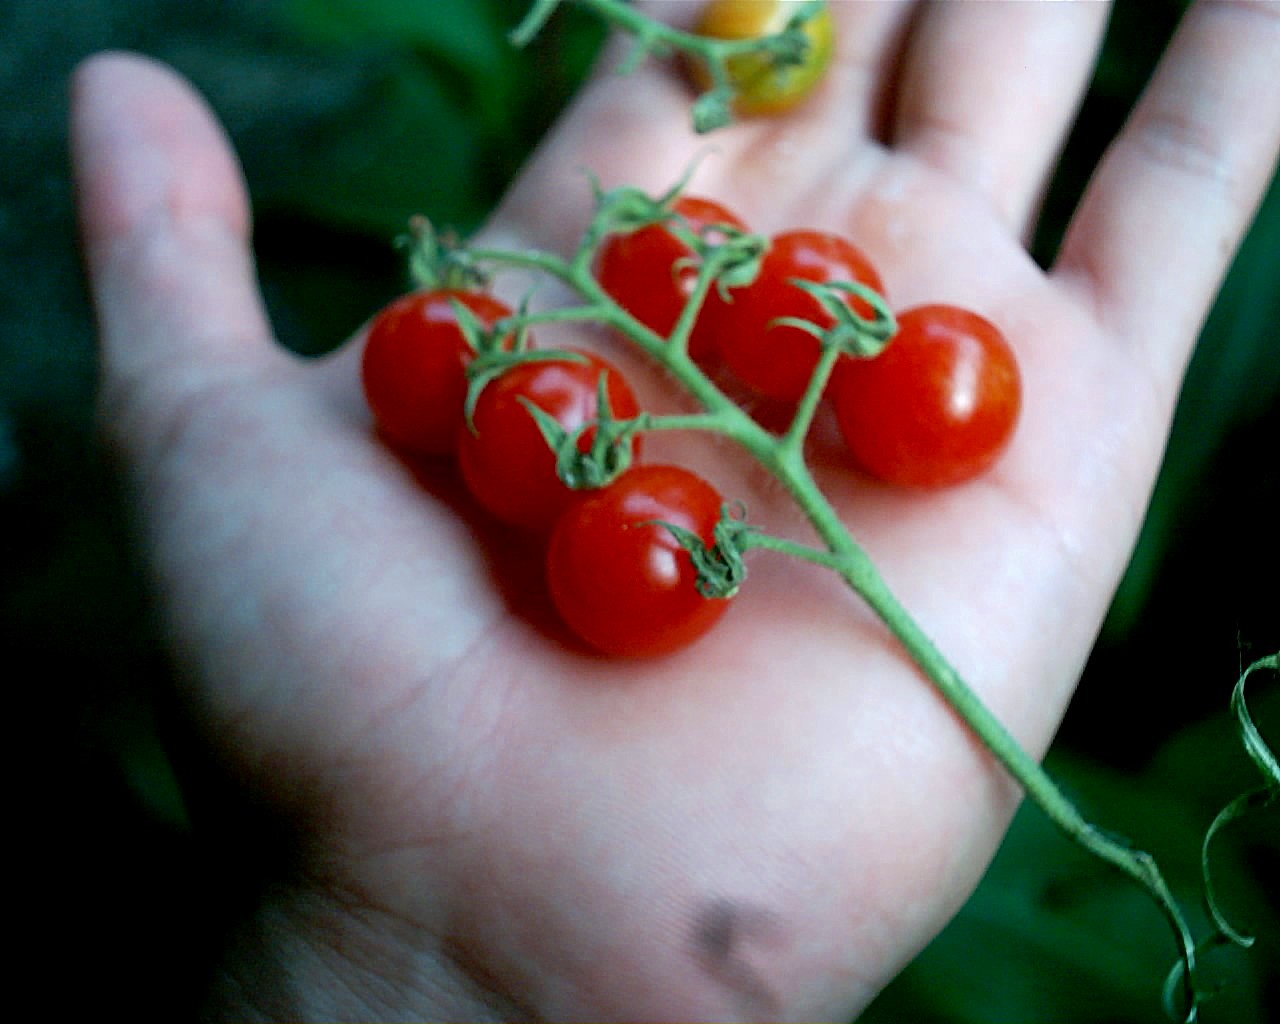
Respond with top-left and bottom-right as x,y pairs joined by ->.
360,192 -> 1020,658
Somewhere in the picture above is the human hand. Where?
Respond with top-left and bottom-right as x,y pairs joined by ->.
71,3 -> 1280,1020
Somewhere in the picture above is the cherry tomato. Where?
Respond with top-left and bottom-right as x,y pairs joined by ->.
457,349 -> 642,532
361,290 -> 513,456
709,230 -> 884,403
546,465 -> 731,658
830,304 -> 1022,488
596,195 -> 748,363
690,0 -> 835,115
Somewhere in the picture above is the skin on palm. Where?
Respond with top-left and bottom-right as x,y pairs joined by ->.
72,0 -> 1280,1019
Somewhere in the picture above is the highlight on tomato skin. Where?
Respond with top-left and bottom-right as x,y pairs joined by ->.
595,195 -> 749,363
688,0 -> 836,116
456,349 -> 643,533
707,229 -> 885,403
830,304 -> 1022,488
546,464 -> 732,658
360,290 -> 514,456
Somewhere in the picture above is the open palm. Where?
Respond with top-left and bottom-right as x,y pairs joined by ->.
72,3 -> 1280,1020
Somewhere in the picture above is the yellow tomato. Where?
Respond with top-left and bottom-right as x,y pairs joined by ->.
690,0 -> 835,116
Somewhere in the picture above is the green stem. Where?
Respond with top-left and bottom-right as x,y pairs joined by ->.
666,245 -> 731,359
634,412 -> 727,436
760,455 -> 1200,1016
739,530 -> 845,572
564,0 -> 791,64
469,243 -> 748,423
781,340 -> 840,458
495,304 -> 608,332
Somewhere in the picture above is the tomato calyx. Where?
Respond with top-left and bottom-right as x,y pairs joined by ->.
520,372 -> 641,492
718,1 -> 828,84
689,87 -> 738,135
646,504 -> 752,599
400,215 -> 489,292
769,1 -> 828,58
697,227 -> 768,299
593,183 -> 679,242
776,279 -> 898,359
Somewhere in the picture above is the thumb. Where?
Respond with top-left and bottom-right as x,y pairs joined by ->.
70,52 -> 287,455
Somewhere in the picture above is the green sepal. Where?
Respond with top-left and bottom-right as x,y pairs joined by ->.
787,1 -> 828,29
647,504 -> 752,600
591,181 -> 679,240
758,2 -> 821,72
778,278 -> 897,358
692,87 -> 736,134
665,220 -> 768,299
518,371 -> 639,491
447,297 -> 490,357
397,215 -> 488,292
712,232 -> 769,295
585,171 -> 765,305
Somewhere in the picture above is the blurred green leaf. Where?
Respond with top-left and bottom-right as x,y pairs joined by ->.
285,0 -> 511,79
278,54 -> 492,237
268,0 -> 603,242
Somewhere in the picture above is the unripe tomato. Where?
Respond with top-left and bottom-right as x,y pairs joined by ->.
690,0 -> 835,115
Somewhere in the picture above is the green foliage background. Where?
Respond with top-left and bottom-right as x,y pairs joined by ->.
1,0 -> 1275,1018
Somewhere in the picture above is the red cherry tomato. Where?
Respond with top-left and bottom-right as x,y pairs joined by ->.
457,349 -> 642,532
546,464 -> 731,658
710,230 -> 885,403
596,195 -> 748,362
830,304 -> 1022,488
361,290 -> 513,456
689,0 -> 835,116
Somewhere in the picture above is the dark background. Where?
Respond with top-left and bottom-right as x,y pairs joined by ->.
2,1 -> 1276,1019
